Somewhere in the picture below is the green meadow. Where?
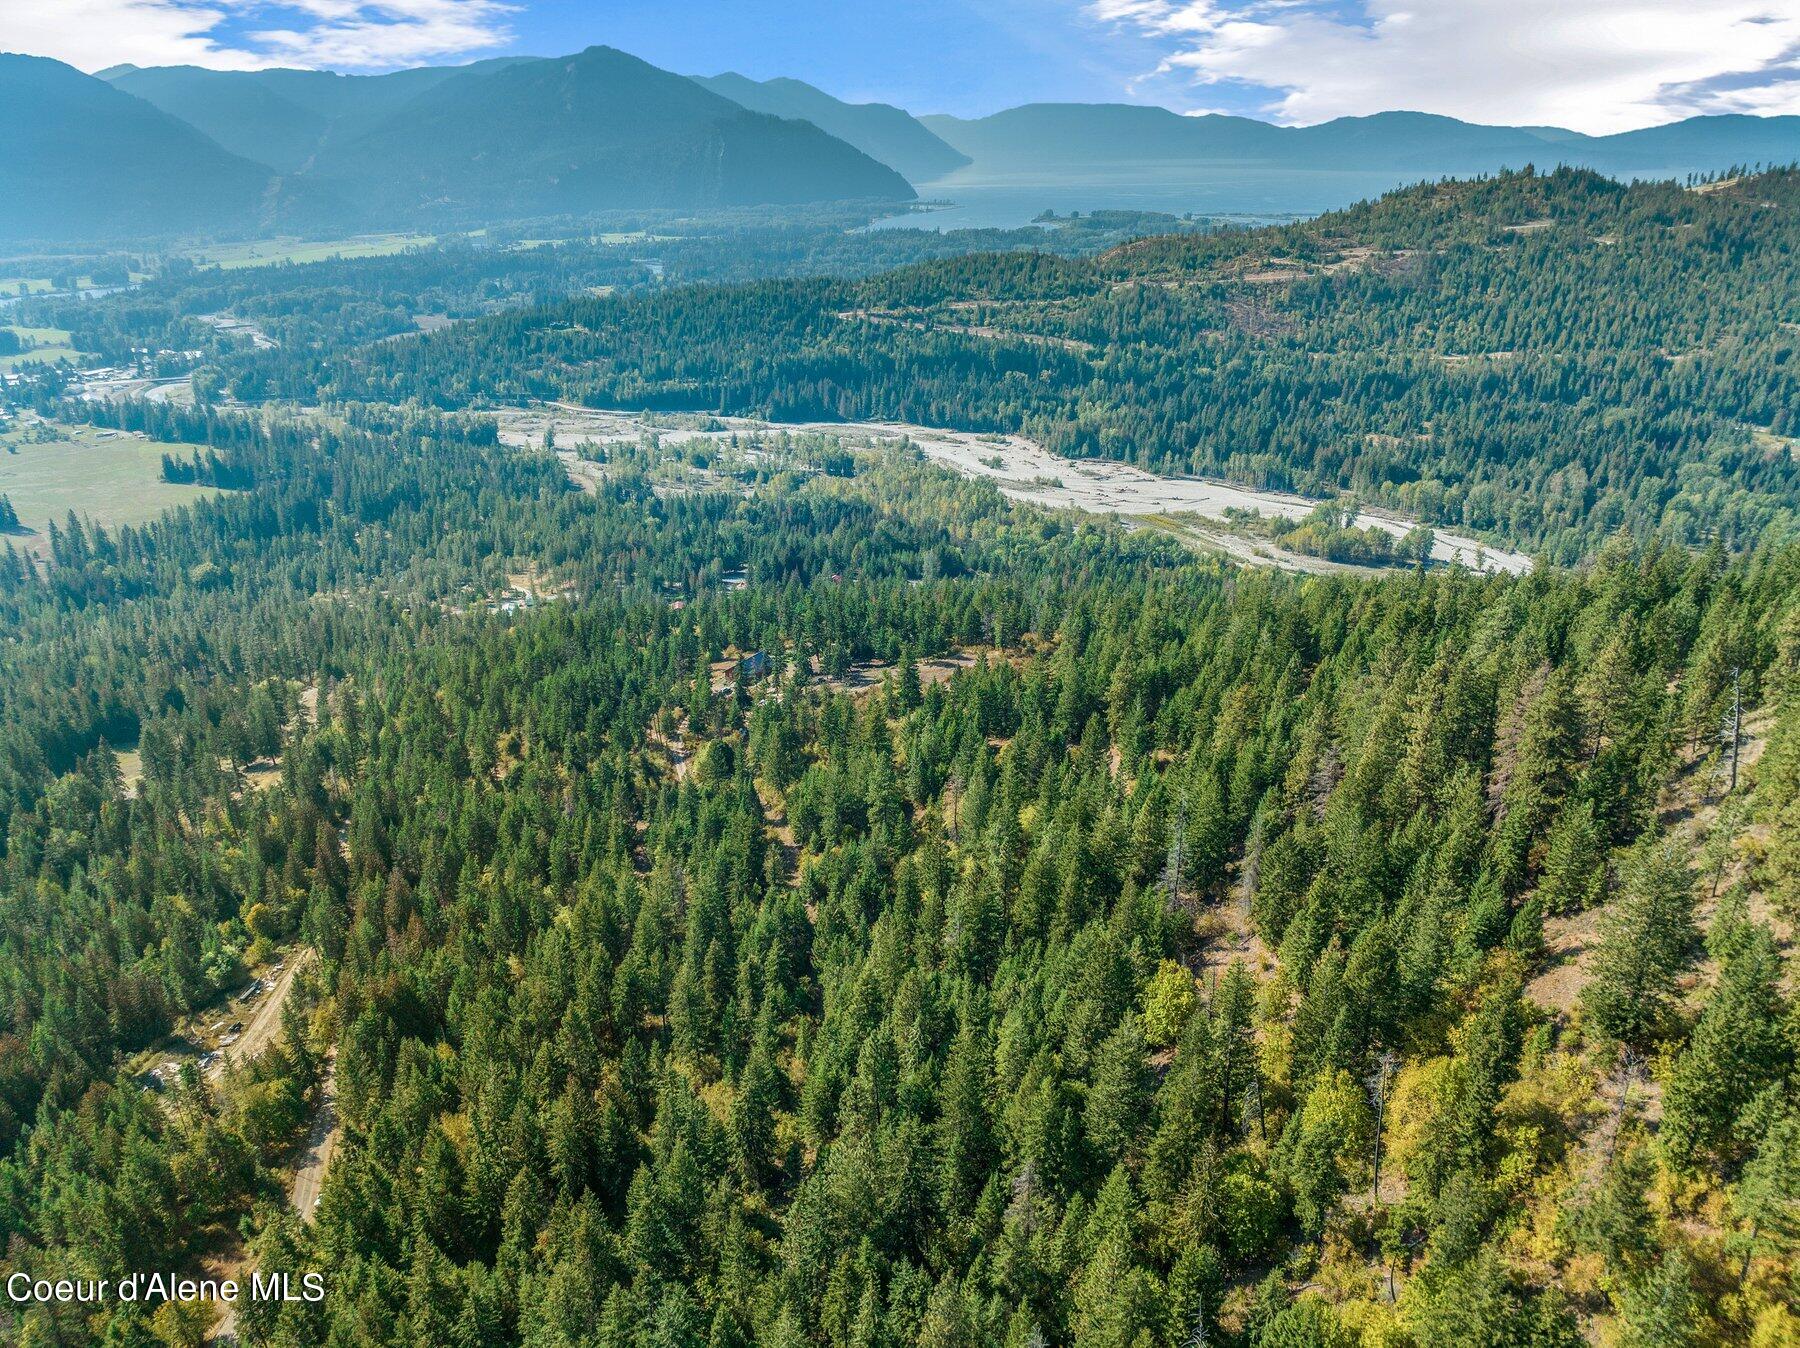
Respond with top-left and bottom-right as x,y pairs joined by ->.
0,421 -> 217,535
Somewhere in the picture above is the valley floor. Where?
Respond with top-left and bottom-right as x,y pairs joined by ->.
505,403 -> 1533,576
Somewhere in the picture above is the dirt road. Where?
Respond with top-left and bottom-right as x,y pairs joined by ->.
207,950 -> 311,1078
290,1065 -> 338,1220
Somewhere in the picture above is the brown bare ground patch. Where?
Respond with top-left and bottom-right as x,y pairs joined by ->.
1527,709 -> 1775,1016
1439,350 -> 1518,366
816,646 -> 1003,698
240,757 -> 283,794
116,746 -> 145,798
834,308 -> 1092,354
649,718 -> 691,783
1226,295 -> 1297,339
1526,904 -> 1607,1014
1196,898 -> 1275,983
1752,427 -> 1800,459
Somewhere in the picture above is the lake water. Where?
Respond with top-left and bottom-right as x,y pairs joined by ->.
867,162 -> 1699,232
865,163 -> 1444,232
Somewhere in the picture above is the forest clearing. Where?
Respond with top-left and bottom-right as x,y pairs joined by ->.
0,416 -> 216,543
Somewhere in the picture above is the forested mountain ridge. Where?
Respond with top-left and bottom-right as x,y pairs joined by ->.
0,54 -> 274,243
294,48 -> 917,222
100,59 -> 534,172
921,103 -> 1800,180
101,64 -> 332,173
691,73 -> 970,184
4,48 -> 914,244
0,384 -> 1797,1343
295,47 -> 914,223
8,208 -> 1199,395
285,166 -> 1800,562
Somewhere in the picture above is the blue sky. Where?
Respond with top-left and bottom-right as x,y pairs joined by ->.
500,0 -> 1181,114
5,0 -> 1800,132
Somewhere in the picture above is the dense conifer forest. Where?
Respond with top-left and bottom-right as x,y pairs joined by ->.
0,167 -> 1798,1347
9,207 -> 1202,387
247,167 -> 1800,563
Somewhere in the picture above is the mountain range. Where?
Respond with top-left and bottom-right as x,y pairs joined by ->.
291,48 -> 912,222
3,41 -> 1798,246
690,73 -> 969,184
920,105 -> 1800,179
0,53 -> 272,242
0,47 -> 915,244
101,57 -> 533,173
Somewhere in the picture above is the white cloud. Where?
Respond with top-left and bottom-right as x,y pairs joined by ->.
0,0 -> 513,73
251,0 -> 515,67
0,0 -> 261,70
1092,0 -> 1800,132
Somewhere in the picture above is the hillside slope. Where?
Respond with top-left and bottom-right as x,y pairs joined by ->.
288,167 -> 1800,561
0,54 -> 271,242
302,47 -> 915,223
923,103 -> 1800,180
103,64 -> 330,172
102,58 -> 536,173
693,72 -> 970,183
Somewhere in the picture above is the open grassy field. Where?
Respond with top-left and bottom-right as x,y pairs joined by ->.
0,326 -> 82,370
0,421 -> 218,537
185,233 -> 436,270
0,277 -> 54,298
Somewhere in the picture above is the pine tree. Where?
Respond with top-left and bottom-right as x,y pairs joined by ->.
1084,1015 -> 1150,1173
1733,1096 -> 1800,1281
1409,1247 -> 1582,1348
1072,1168 -> 1160,1348
1617,1247 -> 1708,1347
729,1039 -> 780,1190
1581,840 -> 1697,1048
1661,925 -> 1790,1169
1572,1135 -> 1657,1284
1535,799 -> 1605,914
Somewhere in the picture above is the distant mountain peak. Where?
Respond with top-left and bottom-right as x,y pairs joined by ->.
691,71 -> 969,185
0,54 -> 272,242
295,46 -> 915,224
923,100 -> 1800,179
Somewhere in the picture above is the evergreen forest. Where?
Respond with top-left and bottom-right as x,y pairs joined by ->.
0,167 -> 1797,1348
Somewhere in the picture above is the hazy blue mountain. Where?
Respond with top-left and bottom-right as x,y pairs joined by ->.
237,58 -> 532,122
692,72 -> 969,183
922,102 -> 1800,180
1289,111 -> 1565,168
919,104 -> 1571,172
0,53 -> 271,242
1582,114 -> 1800,171
43,46 -> 1799,244
920,104 -> 1292,169
100,59 -> 536,172
103,65 -> 330,171
302,46 -> 915,223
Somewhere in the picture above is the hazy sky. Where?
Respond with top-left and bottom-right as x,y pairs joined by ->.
3,0 -> 1799,131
